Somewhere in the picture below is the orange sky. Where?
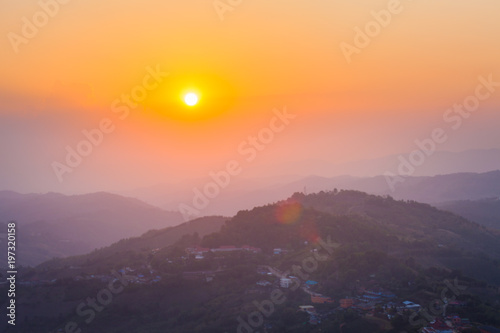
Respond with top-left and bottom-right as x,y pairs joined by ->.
1,0 -> 499,193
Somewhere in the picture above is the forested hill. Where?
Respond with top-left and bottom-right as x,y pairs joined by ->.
36,190 -> 500,284
200,190 -> 500,283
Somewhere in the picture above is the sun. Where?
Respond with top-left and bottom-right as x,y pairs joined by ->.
184,92 -> 199,106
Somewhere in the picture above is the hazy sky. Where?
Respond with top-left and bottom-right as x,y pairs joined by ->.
1,0 -> 499,193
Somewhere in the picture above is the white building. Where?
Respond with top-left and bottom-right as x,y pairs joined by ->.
280,278 -> 292,288
401,301 -> 421,310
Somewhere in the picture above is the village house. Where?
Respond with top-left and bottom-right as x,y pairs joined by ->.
340,298 -> 354,308
311,295 -> 334,304
280,278 -> 293,288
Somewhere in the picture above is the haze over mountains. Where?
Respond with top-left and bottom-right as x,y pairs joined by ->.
2,149 -> 500,267
118,149 -> 500,214
252,148 -> 500,179
121,169 -> 500,221
436,198 -> 500,230
0,191 -> 183,266
37,215 -> 227,273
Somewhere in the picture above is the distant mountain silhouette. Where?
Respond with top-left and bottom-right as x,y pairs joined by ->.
437,197 -> 500,230
122,170 -> 500,217
244,148 -> 500,178
0,191 -> 184,266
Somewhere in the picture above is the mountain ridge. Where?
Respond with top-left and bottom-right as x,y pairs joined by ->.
0,191 -> 184,266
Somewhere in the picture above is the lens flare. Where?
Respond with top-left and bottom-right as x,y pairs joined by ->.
275,200 -> 303,225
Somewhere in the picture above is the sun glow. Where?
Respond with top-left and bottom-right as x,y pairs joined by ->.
143,73 -> 237,122
184,92 -> 199,106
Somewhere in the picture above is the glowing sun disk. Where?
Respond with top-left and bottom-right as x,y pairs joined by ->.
184,92 -> 199,106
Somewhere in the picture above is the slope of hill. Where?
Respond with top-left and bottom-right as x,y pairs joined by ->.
0,191 -> 184,266
196,190 -> 500,285
37,215 -> 227,272
291,190 -> 500,256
